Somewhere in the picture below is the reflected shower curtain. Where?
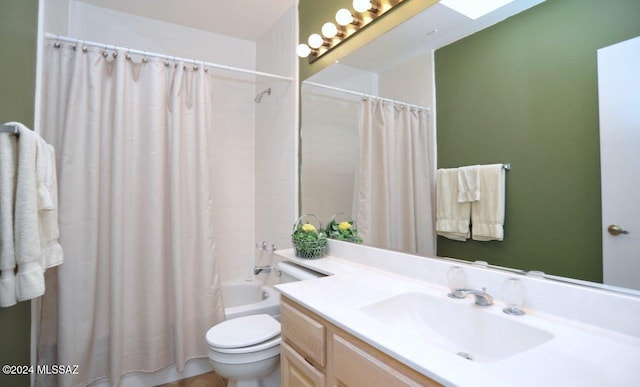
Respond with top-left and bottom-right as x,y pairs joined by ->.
37,42 -> 225,386
355,99 -> 435,256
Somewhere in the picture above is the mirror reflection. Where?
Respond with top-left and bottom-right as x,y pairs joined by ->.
300,0 -> 640,293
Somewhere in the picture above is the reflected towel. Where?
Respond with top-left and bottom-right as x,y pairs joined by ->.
436,168 -> 470,241
471,164 -> 505,241
13,123 -> 45,301
0,131 -> 18,307
458,165 -> 480,202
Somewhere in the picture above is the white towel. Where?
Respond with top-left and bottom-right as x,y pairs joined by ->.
471,164 -> 506,241
12,123 -> 45,301
0,131 -> 18,307
458,165 -> 480,202
36,139 -> 55,210
436,168 -> 471,241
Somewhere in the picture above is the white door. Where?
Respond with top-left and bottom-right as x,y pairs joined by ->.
598,36 -> 640,291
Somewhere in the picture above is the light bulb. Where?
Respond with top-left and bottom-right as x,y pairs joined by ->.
353,0 -> 372,13
308,33 -> 324,49
296,44 -> 311,58
321,22 -> 338,39
335,8 -> 354,26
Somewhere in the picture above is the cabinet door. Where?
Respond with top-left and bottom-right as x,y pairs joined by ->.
333,334 -> 439,387
281,341 -> 325,387
281,299 -> 326,367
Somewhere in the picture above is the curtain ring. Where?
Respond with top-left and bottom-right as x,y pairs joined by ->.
142,51 -> 148,63
53,35 -> 61,48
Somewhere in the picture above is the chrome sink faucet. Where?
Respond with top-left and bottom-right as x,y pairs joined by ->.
448,288 -> 494,306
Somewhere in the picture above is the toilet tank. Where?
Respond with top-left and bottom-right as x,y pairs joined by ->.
277,261 -> 325,283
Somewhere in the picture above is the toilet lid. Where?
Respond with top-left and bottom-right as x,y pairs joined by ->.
206,314 -> 280,349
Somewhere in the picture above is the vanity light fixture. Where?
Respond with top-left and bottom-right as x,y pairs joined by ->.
335,8 -> 358,26
321,22 -> 340,39
298,0 -> 404,62
353,0 -> 379,14
308,33 -> 325,49
296,44 -> 311,58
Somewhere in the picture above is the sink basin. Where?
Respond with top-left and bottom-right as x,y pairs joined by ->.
359,292 -> 553,363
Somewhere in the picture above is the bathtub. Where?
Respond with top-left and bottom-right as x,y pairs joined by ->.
222,281 -> 281,320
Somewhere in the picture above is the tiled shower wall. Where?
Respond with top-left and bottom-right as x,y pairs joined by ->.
254,5 -> 298,285
300,91 -> 360,223
56,0 -> 259,281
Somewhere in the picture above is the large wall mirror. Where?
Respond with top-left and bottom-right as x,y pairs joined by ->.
300,0 -> 640,294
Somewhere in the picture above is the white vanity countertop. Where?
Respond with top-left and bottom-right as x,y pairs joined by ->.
274,249 -> 640,387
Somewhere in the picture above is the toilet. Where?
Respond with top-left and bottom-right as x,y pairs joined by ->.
205,261 -> 324,387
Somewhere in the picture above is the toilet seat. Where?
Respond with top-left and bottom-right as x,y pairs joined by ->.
209,335 -> 281,354
206,314 -> 281,355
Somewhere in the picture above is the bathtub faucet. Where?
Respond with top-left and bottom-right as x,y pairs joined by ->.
253,265 -> 272,275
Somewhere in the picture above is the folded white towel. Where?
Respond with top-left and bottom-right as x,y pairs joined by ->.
0,272 -> 17,307
436,168 -> 471,241
36,139 -> 55,210
471,164 -> 506,241
458,165 -> 481,202
12,123 -> 45,301
0,131 -> 18,307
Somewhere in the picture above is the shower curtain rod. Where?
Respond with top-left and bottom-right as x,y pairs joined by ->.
303,81 -> 430,111
44,33 -> 293,82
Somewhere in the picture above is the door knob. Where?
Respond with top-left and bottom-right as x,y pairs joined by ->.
607,224 -> 629,236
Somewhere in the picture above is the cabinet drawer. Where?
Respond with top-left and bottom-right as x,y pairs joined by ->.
281,341 -> 325,387
333,334 -> 440,387
281,299 -> 326,367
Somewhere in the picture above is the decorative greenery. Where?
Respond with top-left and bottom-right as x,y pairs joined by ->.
326,215 -> 362,244
292,216 -> 327,259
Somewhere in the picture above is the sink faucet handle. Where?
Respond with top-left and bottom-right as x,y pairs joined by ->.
501,278 -> 526,316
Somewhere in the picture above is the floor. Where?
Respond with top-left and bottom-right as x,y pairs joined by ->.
156,371 -> 227,387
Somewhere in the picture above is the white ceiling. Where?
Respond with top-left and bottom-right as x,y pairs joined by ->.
76,0 -> 298,41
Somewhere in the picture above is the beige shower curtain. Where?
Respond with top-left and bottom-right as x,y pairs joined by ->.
37,42 -> 225,386
355,98 -> 435,256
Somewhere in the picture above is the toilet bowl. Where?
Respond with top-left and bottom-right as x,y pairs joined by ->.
205,261 -> 325,387
206,314 -> 281,387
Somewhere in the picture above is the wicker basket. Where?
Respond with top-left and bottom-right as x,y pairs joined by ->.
292,214 -> 327,259
326,213 -> 362,244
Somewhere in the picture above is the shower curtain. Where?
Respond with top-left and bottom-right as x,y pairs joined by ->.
36,42 -> 225,386
355,98 -> 435,256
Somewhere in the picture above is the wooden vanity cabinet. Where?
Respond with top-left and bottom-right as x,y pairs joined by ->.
280,296 -> 441,387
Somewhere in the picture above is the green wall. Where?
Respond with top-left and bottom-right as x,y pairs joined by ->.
0,1 -> 38,386
435,0 -> 640,281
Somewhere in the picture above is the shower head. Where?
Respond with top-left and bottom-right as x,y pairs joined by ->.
254,87 -> 271,103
